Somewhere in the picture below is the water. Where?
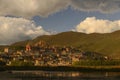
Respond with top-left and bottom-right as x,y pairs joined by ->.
1,71 -> 120,80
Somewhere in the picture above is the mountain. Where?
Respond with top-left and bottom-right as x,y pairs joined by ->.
12,31 -> 120,59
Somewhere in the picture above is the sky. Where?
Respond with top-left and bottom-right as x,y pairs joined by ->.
0,0 -> 120,44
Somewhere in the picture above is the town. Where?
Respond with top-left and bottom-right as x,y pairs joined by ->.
0,41 -> 108,66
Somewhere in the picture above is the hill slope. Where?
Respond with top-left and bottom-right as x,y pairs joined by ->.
12,31 -> 120,58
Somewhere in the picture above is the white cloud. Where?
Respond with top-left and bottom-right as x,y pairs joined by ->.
0,0 -> 120,18
0,16 -> 49,45
75,17 -> 120,34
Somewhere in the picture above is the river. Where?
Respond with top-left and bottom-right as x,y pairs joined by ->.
0,71 -> 120,80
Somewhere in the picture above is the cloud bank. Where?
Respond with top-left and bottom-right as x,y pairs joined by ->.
0,0 -> 70,18
0,0 -> 120,18
71,0 -> 120,13
75,17 -> 120,34
0,16 -> 49,45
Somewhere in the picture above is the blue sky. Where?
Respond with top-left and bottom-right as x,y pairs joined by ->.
33,7 -> 120,33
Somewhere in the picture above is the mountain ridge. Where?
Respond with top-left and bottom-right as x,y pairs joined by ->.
11,30 -> 120,59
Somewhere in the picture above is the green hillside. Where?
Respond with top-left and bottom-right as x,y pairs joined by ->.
12,31 -> 120,59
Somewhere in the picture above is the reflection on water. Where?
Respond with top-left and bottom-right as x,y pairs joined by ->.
1,71 -> 120,80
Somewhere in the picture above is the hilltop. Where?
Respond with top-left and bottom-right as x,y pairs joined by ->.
11,31 -> 120,59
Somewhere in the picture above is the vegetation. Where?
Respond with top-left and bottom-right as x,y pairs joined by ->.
73,60 -> 120,66
0,60 -> 6,66
0,66 -> 119,72
9,61 -> 34,66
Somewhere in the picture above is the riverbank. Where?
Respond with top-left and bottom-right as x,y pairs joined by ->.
0,66 -> 120,72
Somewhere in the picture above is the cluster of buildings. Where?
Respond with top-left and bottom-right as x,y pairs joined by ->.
0,41 -> 108,66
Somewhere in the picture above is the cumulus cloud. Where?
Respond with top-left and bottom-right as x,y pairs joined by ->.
0,0 -> 120,18
75,17 -> 120,34
0,16 -> 49,45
